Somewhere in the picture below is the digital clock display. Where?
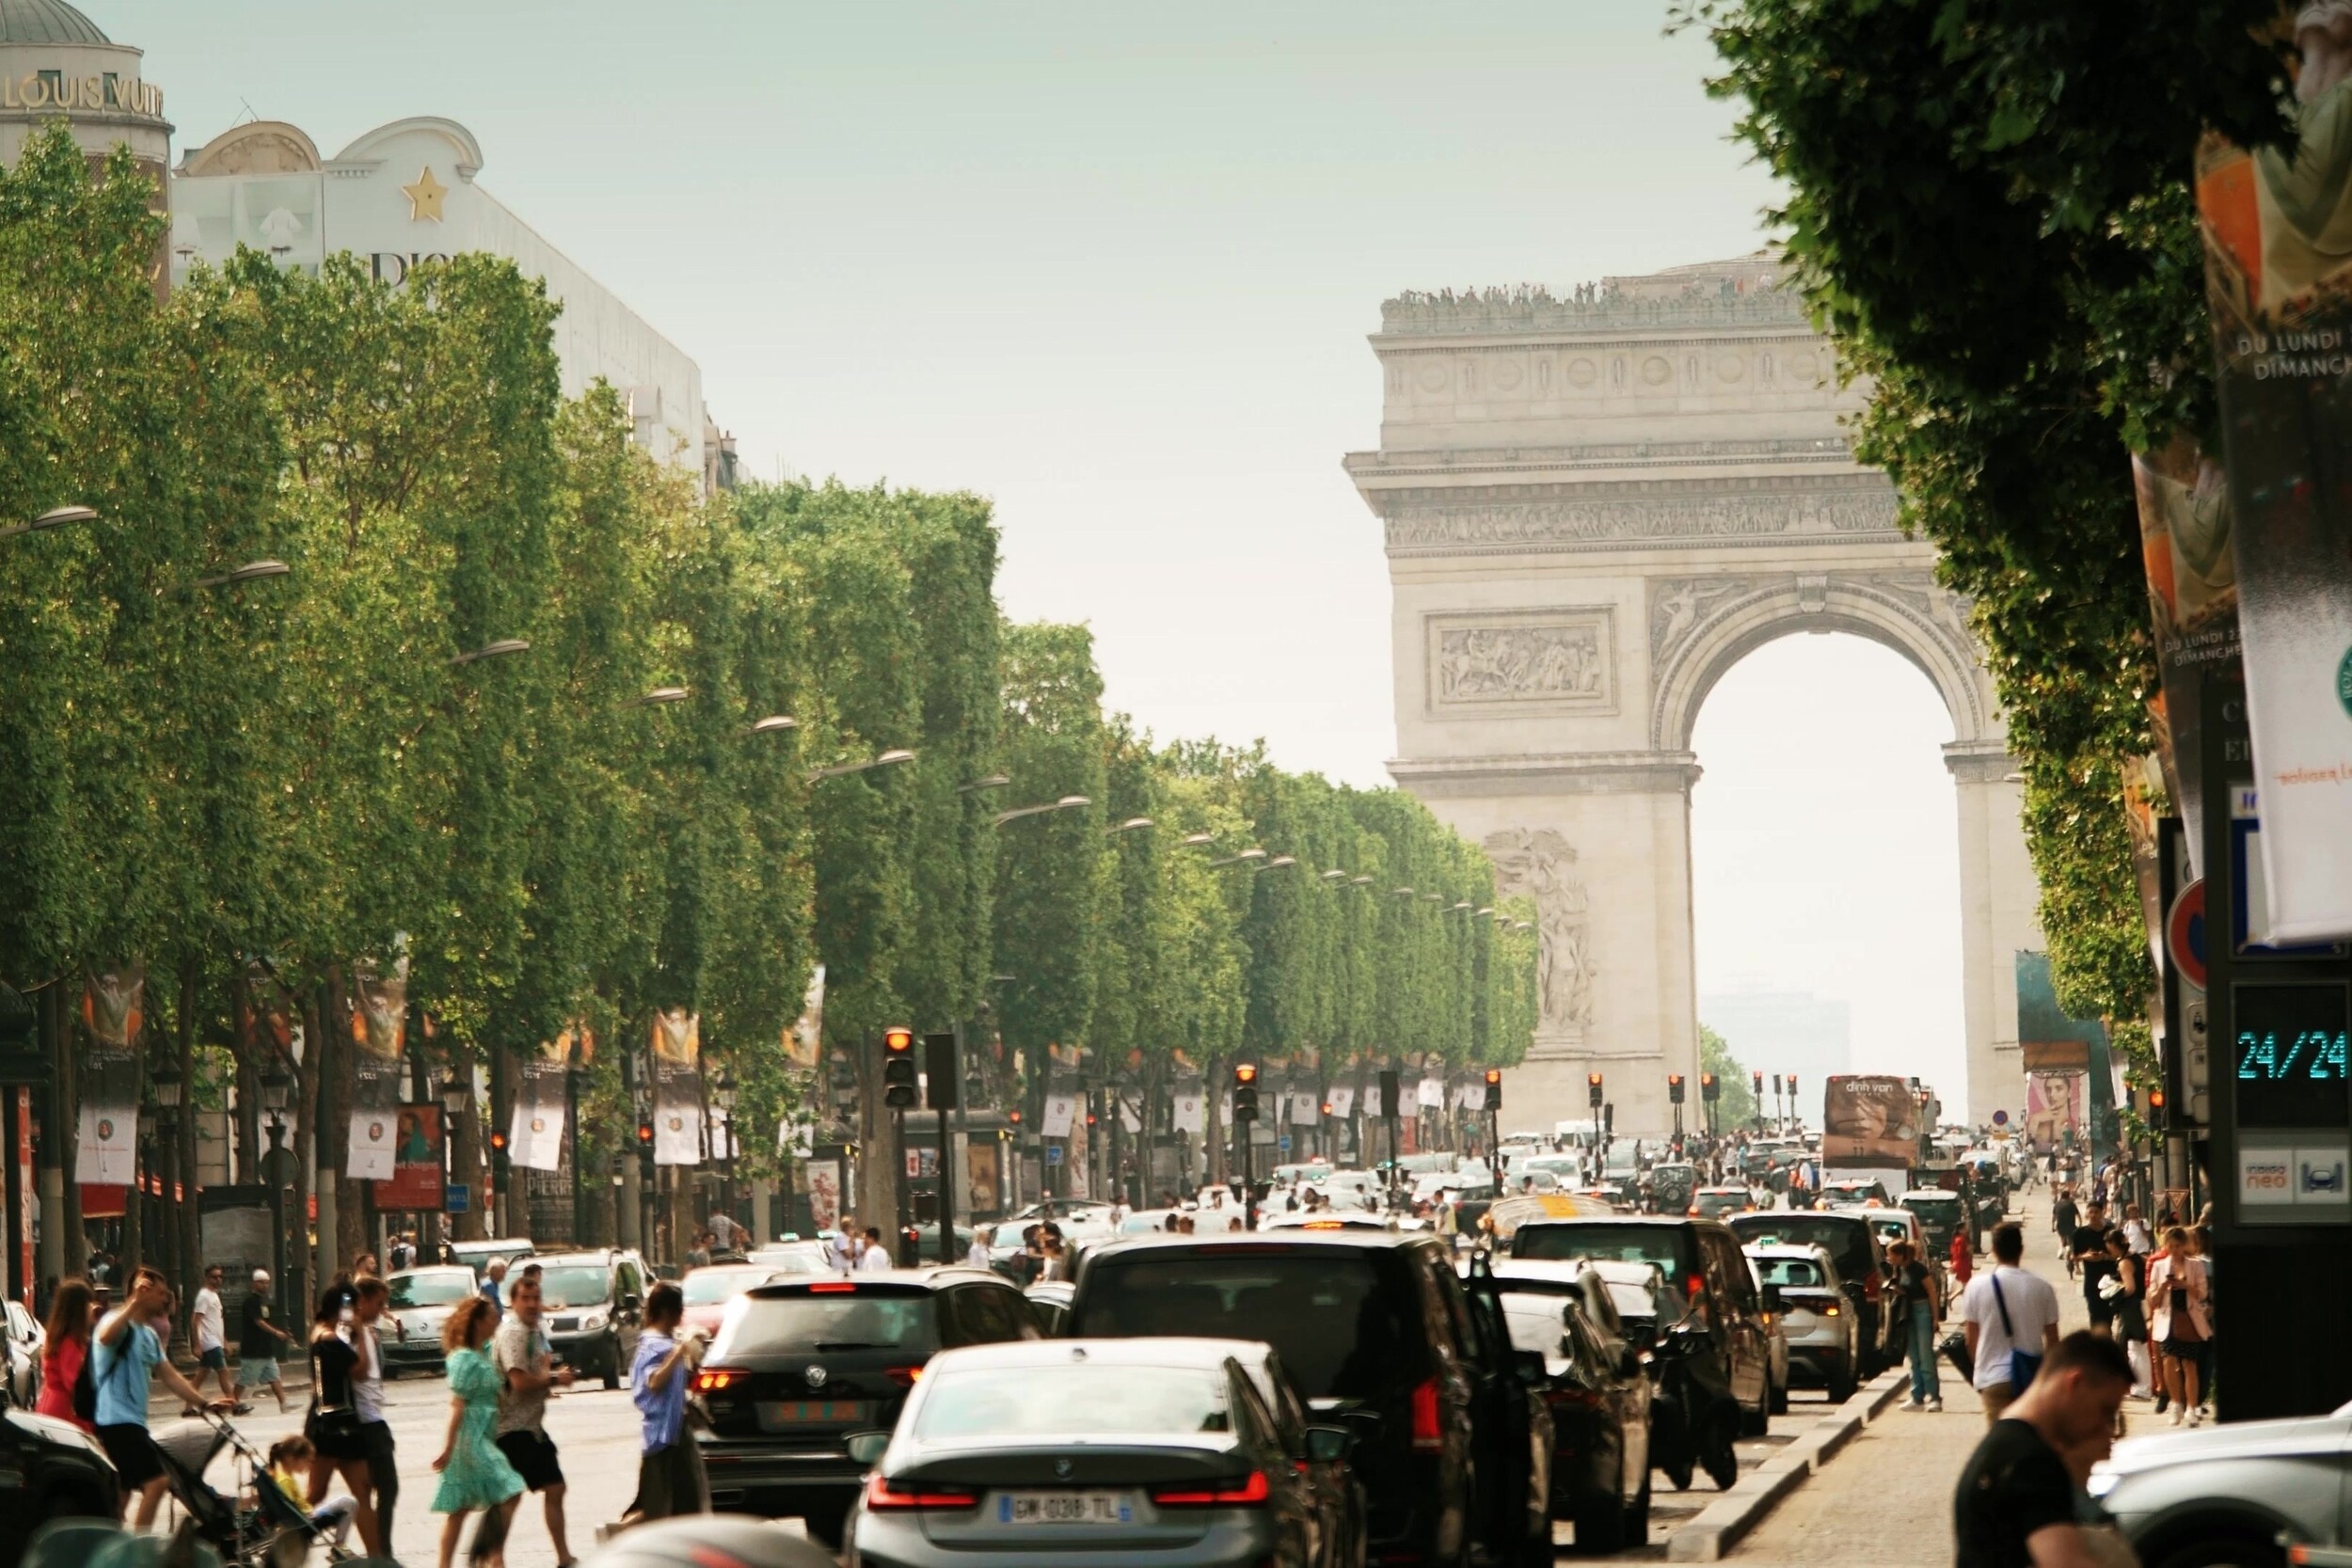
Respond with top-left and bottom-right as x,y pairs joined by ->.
2233,981 -> 2352,1131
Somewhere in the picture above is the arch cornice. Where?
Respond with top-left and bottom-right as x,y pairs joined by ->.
1649,571 -> 1994,750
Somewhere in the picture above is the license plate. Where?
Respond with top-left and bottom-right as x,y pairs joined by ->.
757,1400 -> 866,1424
995,1491 -> 1136,1525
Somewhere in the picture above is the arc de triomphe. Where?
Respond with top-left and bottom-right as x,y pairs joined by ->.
1346,256 -> 2042,1137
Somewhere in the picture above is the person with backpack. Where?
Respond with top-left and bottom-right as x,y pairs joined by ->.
94,1266 -> 233,1525
35,1278 -> 95,1432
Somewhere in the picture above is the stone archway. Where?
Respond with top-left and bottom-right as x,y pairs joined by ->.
1347,257 -> 2042,1135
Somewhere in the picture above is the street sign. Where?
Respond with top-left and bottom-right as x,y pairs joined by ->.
1279,1135 -> 1292,1152
1044,1145 -> 1063,1166
2168,879 -> 2208,990
445,1183 -> 470,1214
1992,1110 -> 2009,1127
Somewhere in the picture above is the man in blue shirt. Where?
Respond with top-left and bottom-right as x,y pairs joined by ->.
93,1267 -> 230,1525
619,1283 -> 707,1525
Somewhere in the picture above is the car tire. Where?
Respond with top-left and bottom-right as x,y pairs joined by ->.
1827,1357 -> 1857,1403
1768,1373 -> 1789,1417
1573,1471 -> 1625,1556
1700,1409 -> 1740,1492
1622,1476 -> 1649,1549
2152,1534 -> 2286,1568
1739,1390 -> 1770,1437
602,1337 -> 621,1391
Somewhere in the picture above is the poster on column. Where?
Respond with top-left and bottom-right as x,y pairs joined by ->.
1041,1092 -> 1078,1139
784,965 -> 824,1071
2196,75 -> 2352,938
373,1106 -> 443,1211
511,1028 -> 581,1173
965,1141 -> 1001,1212
1172,1088 -> 1205,1135
1289,1092 -> 1319,1127
345,958 -> 407,1181
1417,1077 -> 1443,1111
1328,1085 -> 1355,1118
651,1009 -> 704,1166
75,964 -> 144,1184
1119,1097 -> 1142,1134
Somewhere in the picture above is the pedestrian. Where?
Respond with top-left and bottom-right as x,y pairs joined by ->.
1949,1226 -> 1974,1290
2072,1200 -> 2117,1335
305,1287 -> 383,1556
240,1268 -> 294,1413
966,1225 -> 993,1269
829,1214 -> 857,1273
2101,1231 -> 2152,1401
707,1211 -> 739,1253
2051,1186 -> 2080,1276
858,1226 -> 894,1273
187,1263 -> 241,1412
269,1434 -> 360,1548
430,1294 -> 526,1568
353,1251 -> 381,1281
685,1231 -> 712,1272
493,1266 -> 577,1568
1889,1240 -> 1942,1412
35,1278 -> 96,1432
620,1282 -> 707,1527
2147,1225 -> 2211,1427
480,1258 -> 509,1323
1951,1331 -> 2133,1568
350,1275 -> 401,1553
94,1267 -> 230,1526
1959,1222 -> 2061,1425
2121,1203 -> 2153,1257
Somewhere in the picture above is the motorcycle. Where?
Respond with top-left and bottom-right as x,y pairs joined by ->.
1643,1322 -> 1740,1492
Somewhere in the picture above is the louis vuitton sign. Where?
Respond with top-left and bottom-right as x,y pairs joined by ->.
2,70 -> 164,120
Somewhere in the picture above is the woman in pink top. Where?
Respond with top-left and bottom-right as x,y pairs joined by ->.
36,1279 -> 96,1431
2146,1226 -> 2212,1426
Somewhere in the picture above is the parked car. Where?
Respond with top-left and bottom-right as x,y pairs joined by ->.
1726,1211 -> 1898,1374
1897,1188 -> 1967,1259
1492,1260 -> 1654,1551
3,1300 -> 44,1409
841,1338 -> 1361,1568
1856,1210 -> 1945,1312
1067,1228 -> 1555,1568
1744,1243 -> 1859,1402
446,1236 -> 536,1278
1689,1186 -> 1757,1220
382,1265 -> 479,1377
1745,1257 -> 1791,1415
2090,1400 -> 2352,1568
1023,1279 -> 1073,1335
693,1266 -> 1039,1544
746,1241 -> 835,1275
526,1248 -> 650,1389
683,1264 -> 804,1339
1510,1215 -> 1776,1437
0,1407 -> 122,1555
894,1222 -> 977,1267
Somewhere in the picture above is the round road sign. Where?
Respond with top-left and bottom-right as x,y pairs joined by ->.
2166,879 -> 2207,990
1992,1110 -> 2009,1127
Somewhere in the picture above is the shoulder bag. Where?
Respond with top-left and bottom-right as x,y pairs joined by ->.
1991,1270 -> 2042,1390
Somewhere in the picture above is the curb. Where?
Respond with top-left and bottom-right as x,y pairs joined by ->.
1665,1368 -> 1910,1561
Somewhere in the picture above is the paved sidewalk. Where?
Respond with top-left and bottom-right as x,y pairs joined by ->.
1725,1180 -> 2151,1566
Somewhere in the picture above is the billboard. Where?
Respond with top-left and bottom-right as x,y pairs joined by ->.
1820,1074 -> 1920,1164
373,1105 -> 443,1211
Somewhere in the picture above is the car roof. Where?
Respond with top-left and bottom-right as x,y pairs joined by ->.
392,1264 -> 473,1276
1742,1243 -> 1830,1257
526,1249 -> 631,1266
1520,1212 -> 1732,1233
747,1266 -> 1005,1297
1697,1185 -> 1750,1194
926,1336 -> 1270,1372
1087,1228 -> 1435,1257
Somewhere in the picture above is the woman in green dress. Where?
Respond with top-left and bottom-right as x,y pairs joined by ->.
431,1296 -> 525,1568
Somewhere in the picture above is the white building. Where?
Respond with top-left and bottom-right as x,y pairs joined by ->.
169,115 -> 721,484
1698,982 -> 1853,1127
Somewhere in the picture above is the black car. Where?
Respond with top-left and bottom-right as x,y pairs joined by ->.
1725,1211 -> 1897,1374
1509,1216 -> 1775,1438
0,1407 -> 122,1559
1068,1229 -> 1555,1568
1493,1260 -> 1653,1553
692,1266 -> 1039,1544
1646,1164 -> 1697,1214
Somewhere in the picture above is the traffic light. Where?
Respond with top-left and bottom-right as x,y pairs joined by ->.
1232,1063 -> 1260,1124
924,1033 -> 959,1111
1700,1072 -> 1719,1103
1788,1074 -> 1800,1102
636,1117 -> 655,1177
1587,1072 -> 1604,1109
1483,1069 -> 1502,1111
490,1128 -> 511,1177
1751,1069 -> 1763,1100
1667,1073 -> 1685,1105
2147,1085 -> 2168,1126
882,1026 -> 917,1109
1378,1069 -> 1401,1119
1772,1074 -> 1783,1097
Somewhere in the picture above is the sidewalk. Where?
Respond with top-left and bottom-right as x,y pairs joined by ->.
1725,1181 -> 2127,1565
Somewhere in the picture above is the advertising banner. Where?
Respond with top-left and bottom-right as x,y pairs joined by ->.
1041,1092 -> 1078,1139
784,964 -> 824,1071
1289,1092 -> 1320,1127
345,958 -> 406,1181
1417,1076 -> 1443,1110
2198,76 -> 2352,937
1171,1087 -> 1205,1135
651,1009 -> 703,1166
804,1160 -> 841,1233
373,1105 -> 443,1211
2133,434 -> 2242,878
75,964 -> 143,1184
511,1028 -> 580,1173
1819,1074 -> 1921,1164
2026,1071 -> 2087,1147
965,1140 -> 1001,1212
1328,1085 -> 1355,1118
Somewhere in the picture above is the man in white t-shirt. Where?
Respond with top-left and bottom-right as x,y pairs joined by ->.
1960,1221 -> 2062,1425
190,1266 -> 240,1409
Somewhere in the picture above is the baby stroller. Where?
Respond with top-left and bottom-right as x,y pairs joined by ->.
151,1410 -> 357,1568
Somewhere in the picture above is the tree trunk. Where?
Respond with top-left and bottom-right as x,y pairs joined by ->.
298,986 -> 325,1307
453,1088 -> 487,1242
1204,1055 -> 1226,1187
176,956 -> 201,1336
851,1036 -> 899,1260
44,981 -> 76,1287
231,967 -> 261,1189
326,968 -> 368,1272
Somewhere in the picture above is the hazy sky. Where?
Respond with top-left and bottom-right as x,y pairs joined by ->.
107,0 -> 1967,1102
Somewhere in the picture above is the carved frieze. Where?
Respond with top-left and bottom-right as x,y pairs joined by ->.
1484,829 -> 1595,1035
1426,609 -> 1615,717
1648,578 -> 1755,666
1386,482 -> 1900,554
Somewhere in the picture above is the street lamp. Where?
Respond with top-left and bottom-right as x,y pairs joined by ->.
1391,886 -> 1414,898
450,639 -> 531,666
1320,868 -> 1349,881
0,502 -> 96,543
748,714 -> 799,735
638,685 -> 691,705
1182,832 -> 1216,847
993,794 -> 1091,828
1208,847 -> 1267,868
1263,855 -> 1297,871
1350,875 -> 1373,886
1108,816 -> 1153,835
439,1066 -> 470,1117
194,559 -> 293,589
807,748 -> 917,782
151,1059 -> 184,1114
958,773 -> 1011,794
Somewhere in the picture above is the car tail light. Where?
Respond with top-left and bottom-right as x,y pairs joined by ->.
1822,1304 -> 1841,1316
882,1365 -> 924,1389
1152,1469 -> 1270,1508
1410,1377 -> 1443,1451
1687,1206 -> 1701,1216
1685,1273 -> 1706,1304
809,1281 -> 856,1294
1862,1270 -> 1883,1301
1544,1385 -> 1602,1410
863,1474 -> 977,1512
694,1368 -> 744,1393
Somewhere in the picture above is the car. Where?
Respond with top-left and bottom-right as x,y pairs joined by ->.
3,1300 -> 44,1409
1744,1257 -> 1792,1414
0,1406 -> 121,1556
1508,1215 -> 1775,1438
692,1265 -> 1040,1544
1688,1186 -> 1757,1220
1257,1212 -> 1395,1232
1726,1211 -> 1899,1373
1744,1243 -> 1859,1402
2090,1399 -> 2352,1568
1117,1208 -> 1188,1236
747,1241 -> 836,1275
1067,1228 -> 1555,1568
382,1265 -> 480,1376
1023,1279 -> 1073,1335
1897,1187 -> 1967,1259
1857,1208 -> 1947,1309
1492,1261 -> 1654,1552
1645,1163 -> 1698,1213
841,1338 -> 1361,1568
683,1263 -> 807,1338
446,1236 -> 537,1278
525,1248 -> 651,1389
1816,1178 -> 1891,1210
894,1222 -> 978,1267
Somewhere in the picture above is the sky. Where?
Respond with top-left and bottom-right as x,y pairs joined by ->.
103,0 -> 1967,1103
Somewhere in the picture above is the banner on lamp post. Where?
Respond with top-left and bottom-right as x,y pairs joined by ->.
784,965 -> 824,1071
1328,1085 -> 1355,1118
74,964 -> 144,1185
1171,1089 -> 1204,1135
651,1009 -> 703,1166
1041,1092 -> 1077,1139
345,958 -> 406,1181
511,1027 -> 582,1174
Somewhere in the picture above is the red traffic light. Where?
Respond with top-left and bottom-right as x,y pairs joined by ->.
635,1120 -> 654,1145
1233,1063 -> 1258,1085
1484,1069 -> 1502,1087
490,1130 -> 509,1150
883,1026 -> 914,1054
1009,1108 -> 1023,1124
2149,1086 -> 2167,1111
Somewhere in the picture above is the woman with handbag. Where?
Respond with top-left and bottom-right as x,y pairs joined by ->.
2146,1226 -> 2211,1427
305,1291 -> 381,1555
2101,1231 -> 2152,1401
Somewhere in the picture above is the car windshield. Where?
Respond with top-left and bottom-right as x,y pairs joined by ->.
752,1249 -> 827,1275
1071,1252 -> 1417,1402
534,1267 -> 611,1310
914,1364 -> 1230,1441
1905,1196 -> 1960,1217
1730,1216 -> 1867,1270
720,1291 -> 937,1358
1515,1223 -> 1685,1271
1752,1257 -> 1824,1288
682,1269 -> 768,1306
389,1272 -> 472,1308
1500,1294 -> 1571,1357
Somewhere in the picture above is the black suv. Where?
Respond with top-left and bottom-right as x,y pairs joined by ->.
691,1266 -> 1036,1544
1509,1216 -> 1775,1437
1066,1229 -> 1555,1568
1725,1210 -> 1896,1373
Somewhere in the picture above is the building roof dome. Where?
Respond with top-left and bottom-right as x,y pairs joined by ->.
0,0 -> 109,44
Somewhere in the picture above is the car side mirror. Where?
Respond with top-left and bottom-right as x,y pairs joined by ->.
845,1431 -> 890,1468
1303,1424 -> 1350,1464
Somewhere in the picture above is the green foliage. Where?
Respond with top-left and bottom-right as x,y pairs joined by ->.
1680,0 -> 2295,1022
1699,1024 -> 1759,1128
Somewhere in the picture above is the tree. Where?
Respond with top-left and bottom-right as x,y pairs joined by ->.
1699,1025 -> 1759,1129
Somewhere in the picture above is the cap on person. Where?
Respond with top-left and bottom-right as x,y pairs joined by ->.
252,1268 -> 271,1283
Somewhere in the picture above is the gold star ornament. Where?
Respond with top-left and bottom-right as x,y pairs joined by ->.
403,165 -> 448,223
